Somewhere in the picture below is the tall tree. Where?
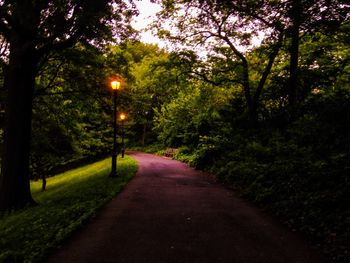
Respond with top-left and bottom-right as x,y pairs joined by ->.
154,0 -> 284,123
0,0 -> 136,210
282,0 -> 349,104
287,0 -> 302,105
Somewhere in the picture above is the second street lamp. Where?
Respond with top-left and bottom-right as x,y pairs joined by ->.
110,80 -> 121,177
120,113 -> 126,158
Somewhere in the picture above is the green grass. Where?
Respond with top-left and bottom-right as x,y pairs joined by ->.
0,155 -> 138,263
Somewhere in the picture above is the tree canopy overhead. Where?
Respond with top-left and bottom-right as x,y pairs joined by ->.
0,0 -> 138,65
152,0 -> 349,114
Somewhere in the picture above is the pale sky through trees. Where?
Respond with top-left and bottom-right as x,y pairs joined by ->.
132,0 -> 165,48
131,0 -> 264,55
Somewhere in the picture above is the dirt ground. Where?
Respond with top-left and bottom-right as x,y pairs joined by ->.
46,152 -> 330,263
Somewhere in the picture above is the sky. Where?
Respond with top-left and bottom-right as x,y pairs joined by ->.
131,0 -> 165,48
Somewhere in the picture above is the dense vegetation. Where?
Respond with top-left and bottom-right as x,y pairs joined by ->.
0,156 -> 137,262
0,0 -> 349,262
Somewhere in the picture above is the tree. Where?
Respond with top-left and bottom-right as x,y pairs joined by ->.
104,41 -> 188,146
154,0 -> 284,123
284,0 -> 349,104
129,45 -> 187,145
0,0 -> 136,210
30,43 -> 115,190
154,80 -> 232,148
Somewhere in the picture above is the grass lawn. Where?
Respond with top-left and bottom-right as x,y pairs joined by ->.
0,155 -> 138,263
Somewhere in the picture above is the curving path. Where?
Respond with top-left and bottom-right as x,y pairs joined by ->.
47,152 -> 329,263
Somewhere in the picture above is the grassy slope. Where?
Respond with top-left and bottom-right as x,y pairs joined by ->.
0,155 -> 138,263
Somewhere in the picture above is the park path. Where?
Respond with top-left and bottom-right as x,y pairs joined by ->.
47,152 -> 329,263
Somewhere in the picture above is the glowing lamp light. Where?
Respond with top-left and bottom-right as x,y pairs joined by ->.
111,80 -> 121,90
120,113 -> 126,121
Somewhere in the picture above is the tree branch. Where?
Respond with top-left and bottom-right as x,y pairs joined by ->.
254,32 -> 284,104
189,69 -> 241,87
34,61 -> 66,97
38,36 -> 78,56
35,90 -> 86,96
192,71 -> 223,86
220,34 -> 252,106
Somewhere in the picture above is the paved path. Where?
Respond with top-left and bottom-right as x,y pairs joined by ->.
47,152 -> 329,263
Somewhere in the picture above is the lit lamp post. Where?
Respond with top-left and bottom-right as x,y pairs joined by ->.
110,80 -> 120,177
120,113 -> 126,158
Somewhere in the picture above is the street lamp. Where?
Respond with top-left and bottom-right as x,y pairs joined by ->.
120,113 -> 126,158
110,80 -> 121,177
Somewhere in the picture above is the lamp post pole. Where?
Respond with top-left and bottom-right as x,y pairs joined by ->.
110,80 -> 120,177
120,113 -> 126,158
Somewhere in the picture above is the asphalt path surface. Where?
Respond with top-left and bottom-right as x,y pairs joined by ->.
47,152 -> 330,263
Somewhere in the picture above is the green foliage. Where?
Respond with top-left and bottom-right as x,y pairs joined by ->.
154,82 -> 233,148
100,42 -> 189,147
128,43 -> 189,145
0,156 -> 138,263
29,44 -> 114,179
173,146 -> 199,166
130,143 -> 165,154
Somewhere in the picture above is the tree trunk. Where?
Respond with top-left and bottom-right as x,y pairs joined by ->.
0,42 -> 38,210
289,0 -> 302,105
42,174 -> 46,192
252,33 -> 283,121
223,35 -> 257,124
241,64 -> 258,125
141,124 -> 146,147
